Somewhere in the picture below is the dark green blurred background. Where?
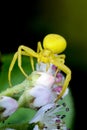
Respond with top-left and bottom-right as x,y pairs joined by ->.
1,0 -> 87,129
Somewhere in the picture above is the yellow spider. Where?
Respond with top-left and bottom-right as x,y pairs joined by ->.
8,34 -> 71,101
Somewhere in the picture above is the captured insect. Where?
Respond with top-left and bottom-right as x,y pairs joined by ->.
8,34 -> 71,101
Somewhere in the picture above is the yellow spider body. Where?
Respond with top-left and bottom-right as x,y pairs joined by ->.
8,34 -> 71,101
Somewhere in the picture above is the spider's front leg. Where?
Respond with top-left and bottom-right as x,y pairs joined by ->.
17,45 -> 38,77
8,52 -> 18,87
8,50 -> 29,87
53,62 -> 71,102
8,45 -> 38,87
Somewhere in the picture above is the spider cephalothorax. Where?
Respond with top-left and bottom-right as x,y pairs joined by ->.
8,34 -> 71,101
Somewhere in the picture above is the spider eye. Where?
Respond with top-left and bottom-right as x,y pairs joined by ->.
43,34 -> 67,54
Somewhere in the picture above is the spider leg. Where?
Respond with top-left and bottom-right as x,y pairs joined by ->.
37,41 -> 43,53
8,45 -> 38,86
18,50 -> 35,71
58,54 -> 66,59
30,56 -> 34,71
57,54 -> 66,64
8,52 -> 18,87
37,42 -> 51,71
8,51 -> 28,87
52,62 -> 71,102
17,45 -> 38,78
37,41 -> 43,67
30,42 -> 42,71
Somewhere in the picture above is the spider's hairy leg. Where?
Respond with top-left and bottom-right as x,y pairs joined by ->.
37,41 -> 43,53
8,52 -> 18,87
53,63 -> 71,102
30,56 -> 34,71
17,45 -> 38,77
18,48 -> 29,79
18,45 -> 38,57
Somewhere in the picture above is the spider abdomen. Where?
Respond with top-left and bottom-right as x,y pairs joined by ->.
43,34 -> 67,54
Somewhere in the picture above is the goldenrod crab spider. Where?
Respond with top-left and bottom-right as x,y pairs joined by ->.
8,34 -> 71,101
